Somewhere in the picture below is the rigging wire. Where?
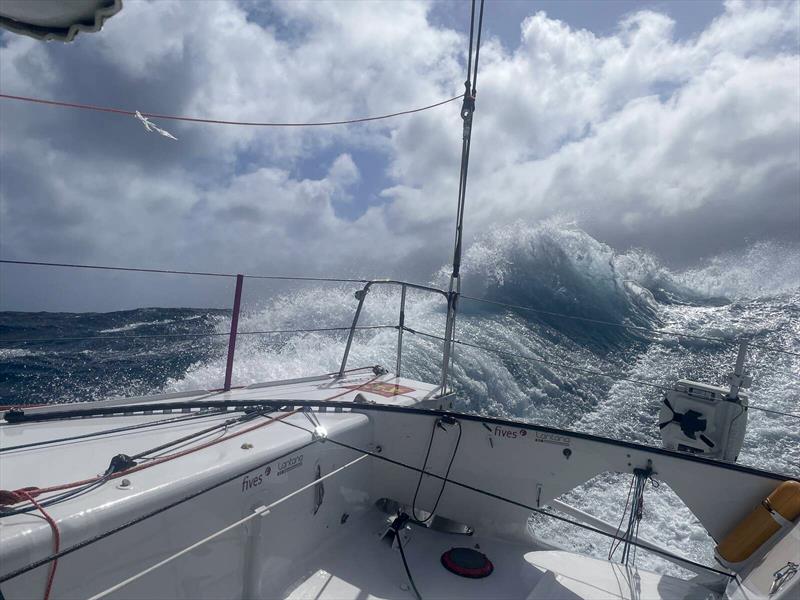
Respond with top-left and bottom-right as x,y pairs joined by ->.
0,92 -> 463,127
0,409 -> 229,453
404,326 -> 800,419
0,258 -> 370,282
441,0 -> 486,389
2,259 -> 796,359
0,371 -> 383,515
0,324 -> 395,345
259,415 -> 739,578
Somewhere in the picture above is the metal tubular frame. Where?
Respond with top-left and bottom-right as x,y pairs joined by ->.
2,257 -> 456,393
396,285 -> 407,377
337,280 -> 451,389
224,276 -> 450,389
223,274 -> 244,391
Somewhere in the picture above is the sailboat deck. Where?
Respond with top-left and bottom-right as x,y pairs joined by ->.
283,506 -> 544,599
280,505 -> 718,600
1,369 -> 444,421
0,371 -> 793,600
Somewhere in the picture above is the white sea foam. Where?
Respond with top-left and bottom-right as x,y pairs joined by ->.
158,223 -> 799,575
0,348 -> 37,360
99,319 -> 176,333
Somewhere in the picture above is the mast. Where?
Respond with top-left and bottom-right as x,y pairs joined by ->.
441,0 -> 485,393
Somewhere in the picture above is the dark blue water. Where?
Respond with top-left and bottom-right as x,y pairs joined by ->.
0,308 -> 228,403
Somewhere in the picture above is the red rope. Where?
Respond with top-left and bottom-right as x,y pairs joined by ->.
0,371 -> 388,598
17,490 -> 60,600
0,93 -> 463,127
2,410 -> 301,503
1,369 -> 385,505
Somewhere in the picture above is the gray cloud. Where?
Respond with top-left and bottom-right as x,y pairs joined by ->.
1,0 -> 798,311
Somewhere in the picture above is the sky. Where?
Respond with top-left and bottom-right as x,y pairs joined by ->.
0,0 -> 798,312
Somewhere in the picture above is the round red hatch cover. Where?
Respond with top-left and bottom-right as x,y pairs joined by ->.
440,547 -> 494,578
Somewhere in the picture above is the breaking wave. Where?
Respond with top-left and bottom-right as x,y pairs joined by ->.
2,222 -> 798,575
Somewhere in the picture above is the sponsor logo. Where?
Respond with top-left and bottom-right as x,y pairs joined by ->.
277,454 -> 304,476
534,432 -> 571,446
492,425 -> 528,439
240,456 -> 303,494
241,464 -> 273,493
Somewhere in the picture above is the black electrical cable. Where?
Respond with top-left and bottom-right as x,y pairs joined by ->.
0,411 -> 738,583
411,419 -> 462,523
608,475 -> 635,560
410,420 -> 439,522
427,419 -> 462,518
262,416 -> 736,578
394,514 -> 423,600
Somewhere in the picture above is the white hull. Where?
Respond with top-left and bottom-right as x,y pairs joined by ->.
1,368 -> 797,599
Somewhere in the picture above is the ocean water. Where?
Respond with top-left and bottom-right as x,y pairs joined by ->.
1,222 -> 798,576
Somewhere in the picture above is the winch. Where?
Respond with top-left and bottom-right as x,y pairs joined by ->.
659,342 -> 751,462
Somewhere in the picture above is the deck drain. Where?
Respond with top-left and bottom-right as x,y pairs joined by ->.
440,547 -> 493,578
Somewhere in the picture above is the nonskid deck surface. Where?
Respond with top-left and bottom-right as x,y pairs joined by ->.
229,371 -> 442,406
282,506 -> 545,600
0,371 -> 790,600
0,405 -> 369,562
0,371 -> 445,599
280,506 -> 719,600
1,369 -> 442,420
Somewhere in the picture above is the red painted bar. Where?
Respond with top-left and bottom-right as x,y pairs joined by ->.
223,274 -> 244,391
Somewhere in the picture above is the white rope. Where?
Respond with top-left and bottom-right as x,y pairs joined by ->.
134,111 -> 178,140
86,453 -> 368,600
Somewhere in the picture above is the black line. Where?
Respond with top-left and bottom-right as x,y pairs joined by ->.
265,415 -> 736,578
0,325 -> 395,345
4,400 -> 795,480
0,259 -> 368,283
0,410 -> 229,453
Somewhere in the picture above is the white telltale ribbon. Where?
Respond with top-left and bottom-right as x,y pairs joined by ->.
134,111 -> 178,140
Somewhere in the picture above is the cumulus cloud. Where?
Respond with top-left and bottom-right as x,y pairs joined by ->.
0,0 -> 797,310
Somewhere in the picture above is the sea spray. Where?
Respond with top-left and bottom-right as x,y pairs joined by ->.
2,223 -> 797,575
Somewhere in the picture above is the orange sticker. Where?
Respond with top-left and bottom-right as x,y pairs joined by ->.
343,382 -> 415,398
